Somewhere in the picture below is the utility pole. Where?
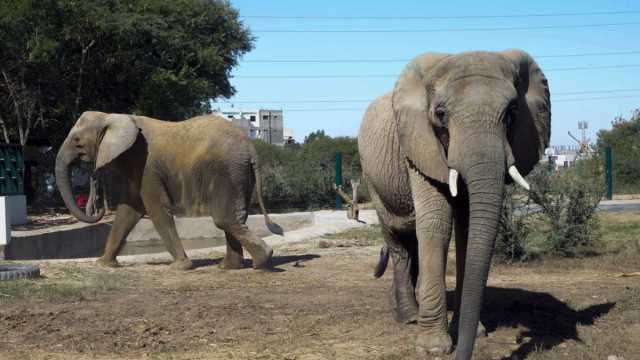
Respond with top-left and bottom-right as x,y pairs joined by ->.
568,121 -> 592,157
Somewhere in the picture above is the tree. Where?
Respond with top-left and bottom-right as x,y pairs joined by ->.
596,109 -> 640,192
0,0 -> 253,148
254,134 -> 366,211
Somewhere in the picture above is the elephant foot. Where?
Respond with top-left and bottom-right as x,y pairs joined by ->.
389,281 -> 418,324
170,258 -> 194,271
415,330 -> 453,356
96,257 -> 120,268
251,246 -> 274,270
393,305 -> 418,324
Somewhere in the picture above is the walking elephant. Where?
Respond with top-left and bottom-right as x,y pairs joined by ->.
56,112 -> 282,270
359,49 -> 550,359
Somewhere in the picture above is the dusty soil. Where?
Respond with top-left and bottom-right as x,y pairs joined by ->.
0,235 -> 638,360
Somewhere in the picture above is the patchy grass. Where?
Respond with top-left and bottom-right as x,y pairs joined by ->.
599,211 -> 640,252
0,265 -> 137,303
616,286 -> 640,312
321,224 -> 383,247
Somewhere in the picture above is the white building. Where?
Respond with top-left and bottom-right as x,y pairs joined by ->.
541,146 -> 579,170
283,128 -> 295,144
213,109 -> 288,146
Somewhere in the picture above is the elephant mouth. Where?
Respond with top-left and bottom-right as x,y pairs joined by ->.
405,156 -> 437,184
76,150 -> 90,162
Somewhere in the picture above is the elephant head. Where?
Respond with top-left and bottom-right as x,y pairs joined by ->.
392,50 -> 550,358
55,111 -> 139,223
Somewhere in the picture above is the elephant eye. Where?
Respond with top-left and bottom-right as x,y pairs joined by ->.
434,106 -> 447,127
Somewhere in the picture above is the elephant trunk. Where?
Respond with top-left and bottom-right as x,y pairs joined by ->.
55,139 -> 105,223
452,135 -> 505,360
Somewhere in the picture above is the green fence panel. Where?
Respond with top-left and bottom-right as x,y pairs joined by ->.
0,145 -> 24,196
335,152 -> 342,209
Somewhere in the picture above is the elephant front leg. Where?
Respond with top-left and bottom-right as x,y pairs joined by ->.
410,172 -> 454,356
149,210 -> 193,271
98,203 -> 143,268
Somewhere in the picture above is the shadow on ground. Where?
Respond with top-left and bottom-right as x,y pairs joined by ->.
447,287 -> 615,359
187,253 -> 321,271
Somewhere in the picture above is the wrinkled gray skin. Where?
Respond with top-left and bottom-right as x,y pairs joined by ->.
56,112 -> 281,271
359,50 -> 550,359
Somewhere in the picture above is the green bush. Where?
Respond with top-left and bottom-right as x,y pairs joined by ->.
253,131 -> 367,212
527,158 -> 604,257
495,185 -> 531,263
497,158 -> 605,261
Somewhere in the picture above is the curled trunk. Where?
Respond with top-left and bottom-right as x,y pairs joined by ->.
55,141 -> 105,223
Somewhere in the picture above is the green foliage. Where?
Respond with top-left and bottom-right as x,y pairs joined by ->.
495,185 -> 530,263
497,158 -> 605,261
596,109 -> 640,194
0,0 -> 253,147
527,159 -> 604,257
254,133 -> 366,211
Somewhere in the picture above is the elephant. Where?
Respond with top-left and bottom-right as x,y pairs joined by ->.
358,49 -> 550,359
56,111 -> 282,270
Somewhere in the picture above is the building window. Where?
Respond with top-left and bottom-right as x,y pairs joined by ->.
250,115 -> 256,122
227,115 -> 233,119
262,115 -> 269,120
274,115 -> 279,119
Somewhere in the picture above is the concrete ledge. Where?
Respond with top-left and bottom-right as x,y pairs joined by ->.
7,221 -> 111,260
5,212 -> 315,260
26,210 -> 380,265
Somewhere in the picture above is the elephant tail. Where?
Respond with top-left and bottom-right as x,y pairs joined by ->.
252,158 -> 284,235
373,245 -> 389,278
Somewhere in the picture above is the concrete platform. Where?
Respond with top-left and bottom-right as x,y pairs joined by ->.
4,212 -> 314,260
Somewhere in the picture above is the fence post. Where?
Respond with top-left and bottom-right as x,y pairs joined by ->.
335,152 -> 342,209
605,146 -> 613,200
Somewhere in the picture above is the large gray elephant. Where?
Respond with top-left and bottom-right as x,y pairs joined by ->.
359,50 -> 550,359
56,112 -> 282,270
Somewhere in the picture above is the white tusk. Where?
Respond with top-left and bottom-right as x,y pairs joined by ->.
508,165 -> 530,191
448,169 -> 458,197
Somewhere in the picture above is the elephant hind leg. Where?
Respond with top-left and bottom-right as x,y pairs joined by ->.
384,228 -> 419,324
219,229 -> 245,270
216,222 -> 272,269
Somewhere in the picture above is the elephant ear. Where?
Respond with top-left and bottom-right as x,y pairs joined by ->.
392,53 -> 450,184
95,114 -> 139,171
501,49 -> 551,176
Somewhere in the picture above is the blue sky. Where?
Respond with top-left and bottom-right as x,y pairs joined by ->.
218,0 -> 640,146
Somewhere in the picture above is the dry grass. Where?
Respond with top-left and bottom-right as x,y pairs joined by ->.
0,213 -> 639,359
0,265 -> 138,303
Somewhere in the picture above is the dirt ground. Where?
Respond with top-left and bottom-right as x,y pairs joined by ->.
0,232 -> 639,360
